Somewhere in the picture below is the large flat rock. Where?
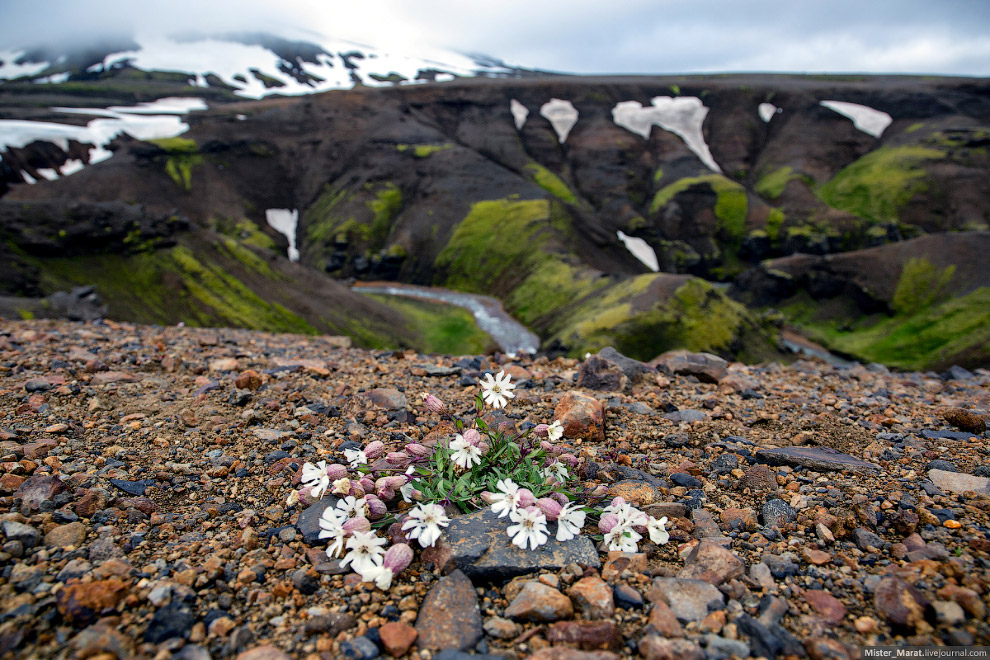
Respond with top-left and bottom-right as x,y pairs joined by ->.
928,469 -> 990,496
755,446 -> 879,474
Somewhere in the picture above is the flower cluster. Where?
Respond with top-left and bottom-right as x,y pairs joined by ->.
291,369 -> 670,591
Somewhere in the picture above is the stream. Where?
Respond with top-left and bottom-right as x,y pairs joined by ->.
352,282 -> 541,355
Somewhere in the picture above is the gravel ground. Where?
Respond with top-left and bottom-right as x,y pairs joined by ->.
0,318 -> 988,660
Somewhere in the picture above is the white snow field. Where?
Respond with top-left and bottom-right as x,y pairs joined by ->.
540,99 -> 579,143
612,97 -> 721,173
616,230 -> 659,272
266,209 -> 300,262
820,100 -> 892,138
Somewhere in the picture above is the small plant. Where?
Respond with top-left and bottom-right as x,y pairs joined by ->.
290,371 -> 670,588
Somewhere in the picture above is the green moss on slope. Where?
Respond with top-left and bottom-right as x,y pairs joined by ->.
817,146 -> 945,224
650,174 -> 748,243
524,163 -> 578,203
755,166 -> 804,199
366,294 -> 495,355
368,183 -> 402,249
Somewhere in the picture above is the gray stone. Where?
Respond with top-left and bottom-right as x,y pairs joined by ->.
415,570 -> 482,651
412,364 -> 462,377
756,446 -> 879,474
15,474 -> 68,512
251,428 -> 287,442
651,350 -> 728,383
703,634 -> 751,660
853,527 -> 884,552
928,469 -> 990,496
663,409 -> 707,423
577,355 -> 628,391
760,498 -> 796,528
422,508 -> 600,581
647,578 -> 725,622
598,346 -> 657,383
1,521 -> 40,548
295,497 -> 339,545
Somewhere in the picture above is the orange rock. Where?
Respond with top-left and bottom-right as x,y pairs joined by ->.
56,578 -> 129,624
554,392 -> 605,442
380,621 -> 418,657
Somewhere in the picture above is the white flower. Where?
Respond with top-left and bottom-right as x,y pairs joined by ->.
343,448 -> 368,468
341,530 -> 387,574
301,461 -> 331,499
479,370 -> 515,409
604,524 -> 642,552
546,420 -> 563,442
360,564 -> 394,590
541,461 -> 568,483
602,498 -> 648,528
507,507 -> 549,550
331,477 -> 351,496
450,434 -> 482,469
401,503 -> 450,548
555,502 -> 586,542
647,516 -> 670,545
318,506 -> 348,558
489,478 -> 522,518
336,495 -> 367,519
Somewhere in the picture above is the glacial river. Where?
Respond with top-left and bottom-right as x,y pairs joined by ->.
352,282 -> 540,355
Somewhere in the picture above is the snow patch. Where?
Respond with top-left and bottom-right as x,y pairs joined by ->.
60,159 -> 84,176
0,49 -> 51,80
266,209 -> 300,262
33,72 -> 71,85
820,100 -> 892,138
510,99 -> 529,130
20,170 -> 37,185
36,168 -> 59,181
616,230 -> 659,272
758,103 -> 780,123
540,99 -> 578,143
612,97 -> 721,173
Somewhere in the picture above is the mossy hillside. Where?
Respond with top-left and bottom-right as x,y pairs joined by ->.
755,166 -> 806,200
365,294 -> 496,355
303,185 -> 352,245
816,146 -> 945,224
524,163 -> 578,204
368,183 -> 403,249
148,137 -> 202,191
891,257 -> 955,315
210,217 -> 278,252
650,174 -> 748,244
302,183 -> 402,253
396,143 -> 454,158
506,258 -> 610,330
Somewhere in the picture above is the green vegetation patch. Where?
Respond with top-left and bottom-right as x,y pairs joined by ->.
148,137 -> 198,154
891,257 -> 955,315
524,163 -> 577,204
755,166 -> 804,199
816,146 -> 945,224
303,186 -> 353,244
650,174 -> 748,243
506,258 -> 608,329
396,143 -> 454,158
366,294 -> 495,355
368,183 -> 402,248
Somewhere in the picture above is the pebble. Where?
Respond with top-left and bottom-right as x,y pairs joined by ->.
415,570 -> 482,651
504,581 -> 574,622
554,391 -> 606,442
568,576 -> 615,618
646,578 -> 725,622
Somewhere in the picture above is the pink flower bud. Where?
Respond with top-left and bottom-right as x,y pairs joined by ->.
386,452 -> 411,468
462,428 -> 483,448
536,497 -> 562,521
365,495 -> 388,520
388,522 -> 410,545
550,492 -> 570,507
384,475 -> 408,490
516,488 -> 536,508
364,441 -> 386,460
297,487 -> 319,506
377,487 -> 396,502
560,453 -> 579,467
480,491 -> 497,505
534,423 -> 549,438
359,477 -> 375,493
383,543 -> 413,574
610,496 -> 627,509
589,484 -> 609,498
421,393 -> 446,414
349,483 -> 366,498
343,516 -> 371,535
326,463 -> 349,480
599,513 -> 619,534
405,443 -> 432,458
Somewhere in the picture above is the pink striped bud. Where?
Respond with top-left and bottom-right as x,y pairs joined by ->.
534,424 -> 550,438
359,477 -> 376,493
560,453 -> 579,467
480,491 -> 497,505
536,497 -> 562,521
388,522 -> 409,545
421,393 -> 446,414
349,483 -> 366,498
377,487 -> 396,502
462,428 -> 483,448
364,441 -> 386,460
610,496 -> 627,509
516,488 -> 536,508
326,463 -> 349,480
599,513 -> 619,534
343,516 -> 371,535
406,443 -> 432,458
386,452 -> 411,468
365,495 -> 388,520
589,484 -> 609,498
383,543 -> 413,574
383,475 -> 408,490
550,492 -> 570,507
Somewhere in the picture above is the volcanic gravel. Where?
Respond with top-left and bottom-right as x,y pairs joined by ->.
1,318 -> 989,660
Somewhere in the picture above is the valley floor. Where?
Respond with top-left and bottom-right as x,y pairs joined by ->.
0,319 -> 988,659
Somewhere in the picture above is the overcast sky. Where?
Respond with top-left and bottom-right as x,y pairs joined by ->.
2,0 -> 989,77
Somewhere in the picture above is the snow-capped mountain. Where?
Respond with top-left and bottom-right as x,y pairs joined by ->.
0,30 -> 547,99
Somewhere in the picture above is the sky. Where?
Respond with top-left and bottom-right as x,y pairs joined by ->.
1,0 -> 989,77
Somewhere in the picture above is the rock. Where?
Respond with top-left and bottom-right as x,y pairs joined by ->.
874,576 -> 932,630
941,407 -> 986,434
504,581 -> 573,622
44,522 -> 88,548
613,583 -> 644,610
804,590 -> 847,624
926,459 -> 958,472
607,480 -> 665,507
853,527 -> 884,552
601,552 -> 648,580
15,474 -> 67,512
638,636 -> 704,660
932,600 -> 966,626
650,350 -> 727,383
704,635 -> 751,660
251,428 -> 287,442
736,615 -> 783,660
547,621 -> 620,650
339,636 -> 380,660
662,432 -> 690,447
720,507 -> 757,531
145,604 -> 195,643
644,502 -> 690,520
756,446 -> 879,474
361,388 -> 407,410
234,370 -> 263,391
678,541 -> 744,586
936,584 -> 985,620
295,497 -> 338,545
928,469 -> 990,496
646,600 -> 683,637
482,616 -> 520,640
742,465 -> 776,492
415,570 -> 482,651
235,646 -> 291,660
646,578 -> 725,622
56,578 -> 129,625
760,499 -> 796,528
90,371 -> 138,385
568,576 -> 614,619
422,507 -> 599,580
74,488 -> 108,517
1,520 -> 40,548
576,355 -> 628,391
89,536 -> 123,561
108,478 -> 152,495
554,391 -> 605,442
380,621 -> 417,657
69,623 -> 135,660
597,347 -> 656,383
525,649 -> 620,660
663,409 -> 707,423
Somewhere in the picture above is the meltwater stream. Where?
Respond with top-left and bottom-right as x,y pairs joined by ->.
353,282 -> 540,355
